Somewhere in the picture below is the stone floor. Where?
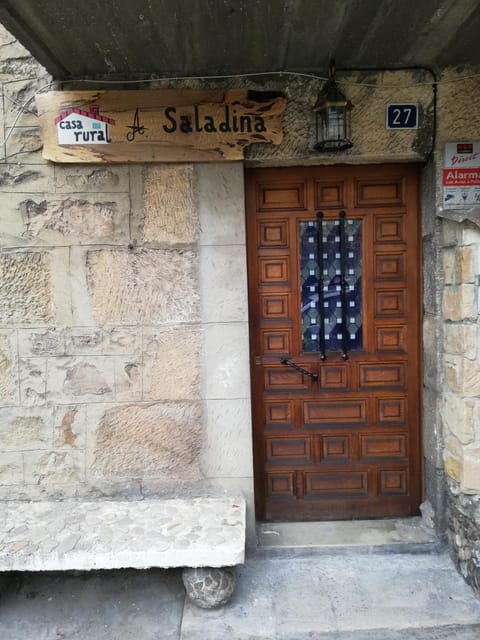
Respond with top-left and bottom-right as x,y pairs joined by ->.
182,551 -> 480,639
0,519 -> 480,640
0,544 -> 479,639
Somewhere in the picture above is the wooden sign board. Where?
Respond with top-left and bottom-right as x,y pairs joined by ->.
36,89 -> 286,163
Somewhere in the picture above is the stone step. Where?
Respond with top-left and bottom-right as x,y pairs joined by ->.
181,552 -> 480,640
256,517 -> 440,555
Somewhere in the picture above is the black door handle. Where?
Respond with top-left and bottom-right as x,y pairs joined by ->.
280,359 -> 318,382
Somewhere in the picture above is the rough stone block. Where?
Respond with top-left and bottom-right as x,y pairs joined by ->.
0,164 -> 54,192
140,164 -> 198,245
19,357 -> 47,405
87,249 -> 199,325
422,314 -> 440,386
459,246 -> 478,284
64,326 -> 141,357
90,402 -> 203,479
143,327 -> 201,401
200,476 -> 255,546
461,446 -> 480,494
0,252 -> 53,325
54,166 -> 130,193
5,126 -> 45,164
446,478 -> 480,595
445,356 -> 480,397
442,394 -> 474,445
0,25 -> 45,78
47,356 -> 115,404
248,71 -> 431,162
11,194 -> 130,246
442,249 -> 457,285
65,327 -> 104,355
444,324 -> 477,360
0,406 -> 53,451
441,219 -> 461,248
18,327 -> 65,357
473,403 -> 480,442
438,70 -> 480,140
24,450 -> 86,485
0,452 -> 23,485
106,327 -> 142,355
114,357 -> 142,401
200,245 -> 248,323
442,285 -> 476,321
3,77 -> 44,127
67,247 -> 95,326
54,405 -> 87,449
48,247 -> 73,327
422,237 -> 440,314
462,359 -> 480,397
444,435 -> 463,482
0,52 -> 42,80
461,225 -> 480,247
0,332 -> 18,405
183,567 -> 236,609
203,323 -> 250,400
65,326 -> 142,357
202,398 -> 252,478
424,462 -> 448,534
197,163 -> 246,246
422,387 -> 443,468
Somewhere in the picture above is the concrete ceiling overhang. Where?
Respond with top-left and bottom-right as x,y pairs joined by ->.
0,0 -> 479,80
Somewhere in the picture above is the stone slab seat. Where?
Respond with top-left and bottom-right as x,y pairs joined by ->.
0,496 -> 246,609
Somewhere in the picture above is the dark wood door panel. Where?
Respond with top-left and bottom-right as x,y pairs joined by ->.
247,164 -> 421,521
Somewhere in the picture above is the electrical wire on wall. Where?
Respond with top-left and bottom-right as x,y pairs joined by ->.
1,67 -> 478,159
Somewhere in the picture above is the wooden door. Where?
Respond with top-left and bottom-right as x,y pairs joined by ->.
246,165 -> 422,521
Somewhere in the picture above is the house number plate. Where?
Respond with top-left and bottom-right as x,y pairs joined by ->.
386,103 -> 418,129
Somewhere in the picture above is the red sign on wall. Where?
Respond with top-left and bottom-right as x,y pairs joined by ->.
443,142 -> 480,206
443,167 -> 480,186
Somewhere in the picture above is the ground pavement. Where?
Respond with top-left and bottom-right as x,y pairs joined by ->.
0,547 -> 479,640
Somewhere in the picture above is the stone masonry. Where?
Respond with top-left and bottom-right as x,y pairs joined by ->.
0,26 -> 207,499
437,66 -> 480,595
441,219 -> 480,594
0,25 -> 254,519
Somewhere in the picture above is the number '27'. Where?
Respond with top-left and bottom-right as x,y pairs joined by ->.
386,104 -> 418,129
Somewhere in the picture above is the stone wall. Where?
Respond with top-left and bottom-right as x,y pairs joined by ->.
0,27 -> 254,509
441,219 -> 480,592
436,69 -> 480,593
0,159 -> 205,496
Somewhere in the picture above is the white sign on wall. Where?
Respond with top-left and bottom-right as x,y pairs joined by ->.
443,141 -> 480,206
55,104 -> 116,145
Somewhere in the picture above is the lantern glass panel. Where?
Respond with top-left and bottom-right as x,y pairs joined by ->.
327,106 -> 345,142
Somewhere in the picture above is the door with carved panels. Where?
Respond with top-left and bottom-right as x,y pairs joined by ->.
246,165 -> 421,521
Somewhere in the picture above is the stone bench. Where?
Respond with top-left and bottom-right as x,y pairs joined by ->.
0,496 -> 246,609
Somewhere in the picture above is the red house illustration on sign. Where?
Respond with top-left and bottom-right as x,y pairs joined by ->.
55,104 -> 116,145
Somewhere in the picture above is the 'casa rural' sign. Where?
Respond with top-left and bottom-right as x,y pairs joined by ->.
36,89 -> 286,163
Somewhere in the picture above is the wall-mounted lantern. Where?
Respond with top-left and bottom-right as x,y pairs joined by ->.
314,62 -> 353,152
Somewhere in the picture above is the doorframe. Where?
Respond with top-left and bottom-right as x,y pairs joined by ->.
244,162 -> 428,524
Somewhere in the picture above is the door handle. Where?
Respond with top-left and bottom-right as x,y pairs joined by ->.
280,358 -> 318,382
